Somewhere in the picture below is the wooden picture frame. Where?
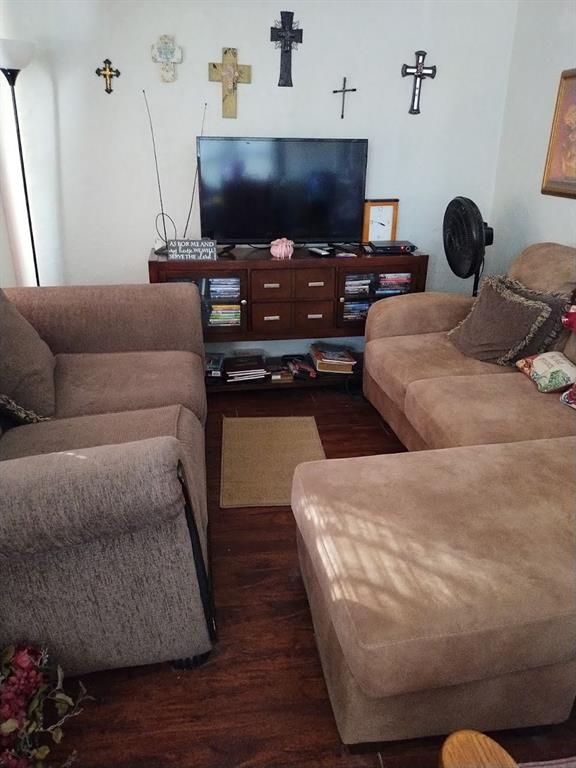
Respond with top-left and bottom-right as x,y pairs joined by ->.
362,199 -> 399,242
542,68 -> 576,199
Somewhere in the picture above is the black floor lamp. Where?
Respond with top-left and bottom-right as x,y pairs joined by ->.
0,38 -> 39,286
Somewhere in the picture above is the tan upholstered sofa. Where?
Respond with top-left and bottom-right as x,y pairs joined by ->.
292,243 -> 576,744
0,284 -> 215,675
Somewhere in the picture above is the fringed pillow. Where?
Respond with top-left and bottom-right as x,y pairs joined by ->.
448,276 -> 554,365
0,393 -> 52,430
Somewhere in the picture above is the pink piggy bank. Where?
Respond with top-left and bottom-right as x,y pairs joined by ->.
270,238 -> 294,260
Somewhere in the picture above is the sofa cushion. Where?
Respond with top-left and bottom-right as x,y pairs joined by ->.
291,437 -> 576,699
364,332 -> 510,409
0,404 -> 208,533
0,289 -> 56,416
507,243 -> 576,296
404,373 -> 576,448
54,350 -> 206,423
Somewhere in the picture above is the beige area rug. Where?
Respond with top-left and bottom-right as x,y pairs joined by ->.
220,416 -> 325,508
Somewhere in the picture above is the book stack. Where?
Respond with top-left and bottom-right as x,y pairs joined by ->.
309,343 -> 357,374
343,300 -> 371,322
208,305 -> 241,327
208,277 -> 240,300
224,355 -> 270,384
345,274 -> 372,296
375,272 -> 412,296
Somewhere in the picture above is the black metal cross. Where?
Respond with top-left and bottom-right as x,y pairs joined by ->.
270,11 -> 303,87
401,50 -> 436,114
332,77 -> 357,119
95,58 -> 120,94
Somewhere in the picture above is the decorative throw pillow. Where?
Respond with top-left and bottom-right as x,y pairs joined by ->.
0,393 -> 52,429
0,289 -> 56,416
515,351 -> 576,393
560,384 -> 576,410
448,276 -> 553,365
498,276 -> 570,357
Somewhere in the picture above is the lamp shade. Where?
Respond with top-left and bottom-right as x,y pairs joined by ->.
0,39 -> 35,71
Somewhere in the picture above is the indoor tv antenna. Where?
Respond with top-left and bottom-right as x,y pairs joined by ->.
143,89 -> 176,255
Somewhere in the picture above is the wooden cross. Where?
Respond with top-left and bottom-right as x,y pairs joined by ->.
332,77 -> 357,119
209,48 -> 251,119
151,35 -> 183,83
95,58 -> 120,94
401,50 -> 436,114
270,11 -> 302,87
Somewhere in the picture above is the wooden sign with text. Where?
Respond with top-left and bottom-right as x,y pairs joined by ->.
167,239 -> 217,261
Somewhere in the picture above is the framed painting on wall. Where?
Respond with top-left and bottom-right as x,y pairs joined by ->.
542,68 -> 576,199
362,199 -> 399,242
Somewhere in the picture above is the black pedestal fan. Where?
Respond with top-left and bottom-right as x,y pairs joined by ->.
443,197 -> 494,296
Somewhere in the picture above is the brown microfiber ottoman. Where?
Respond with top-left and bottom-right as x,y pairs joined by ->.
291,437 -> 576,744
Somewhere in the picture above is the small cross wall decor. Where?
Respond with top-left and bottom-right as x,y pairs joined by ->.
151,35 -> 183,83
332,77 -> 357,119
209,48 -> 251,119
401,50 -> 436,114
270,11 -> 302,87
95,58 -> 120,94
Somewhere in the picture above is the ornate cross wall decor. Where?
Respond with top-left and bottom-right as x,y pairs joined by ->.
332,77 -> 356,119
95,58 -> 120,94
209,48 -> 251,119
270,11 -> 302,87
151,35 -> 183,82
401,50 -> 436,114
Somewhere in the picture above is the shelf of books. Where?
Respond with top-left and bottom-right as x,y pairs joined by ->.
167,275 -> 244,330
205,344 -> 362,392
342,272 -> 412,323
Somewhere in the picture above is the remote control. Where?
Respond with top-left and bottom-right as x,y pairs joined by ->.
308,247 -> 331,256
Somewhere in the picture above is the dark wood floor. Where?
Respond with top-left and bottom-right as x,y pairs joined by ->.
56,387 -> 576,768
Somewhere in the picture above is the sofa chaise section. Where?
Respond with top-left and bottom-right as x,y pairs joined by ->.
292,437 -> 576,744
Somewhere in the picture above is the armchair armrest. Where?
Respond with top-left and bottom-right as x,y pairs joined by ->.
365,292 -> 474,343
0,437 -> 186,560
4,283 -> 204,356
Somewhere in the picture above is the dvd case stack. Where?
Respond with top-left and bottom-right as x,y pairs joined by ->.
344,274 -> 372,296
375,272 -> 412,296
343,301 -> 371,321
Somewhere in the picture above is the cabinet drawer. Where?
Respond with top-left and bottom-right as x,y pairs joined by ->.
293,301 -> 334,331
251,270 -> 292,300
251,302 -> 293,333
294,268 -> 335,299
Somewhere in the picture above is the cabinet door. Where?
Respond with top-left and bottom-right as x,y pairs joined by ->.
163,269 -> 249,334
336,268 -> 414,327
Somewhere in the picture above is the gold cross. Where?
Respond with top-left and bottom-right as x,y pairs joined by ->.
209,48 -> 251,119
96,58 -> 120,94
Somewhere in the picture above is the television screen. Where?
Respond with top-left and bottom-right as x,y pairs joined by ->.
197,137 -> 368,244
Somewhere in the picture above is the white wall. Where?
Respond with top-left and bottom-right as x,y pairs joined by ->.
491,0 -> 576,273
1,0 -> 517,291
0,197 -> 16,287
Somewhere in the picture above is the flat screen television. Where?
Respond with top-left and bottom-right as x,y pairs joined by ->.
197,137 -> 368,244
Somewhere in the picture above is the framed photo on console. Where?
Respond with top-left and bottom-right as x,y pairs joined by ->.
542,68 -> 576,199
362,199 -> 399,242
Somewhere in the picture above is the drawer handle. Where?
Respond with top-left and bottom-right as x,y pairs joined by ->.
264,315 -> 280,321
308,281 -> 325,287
307,313 -> 323,320
263,282 -> 280,288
